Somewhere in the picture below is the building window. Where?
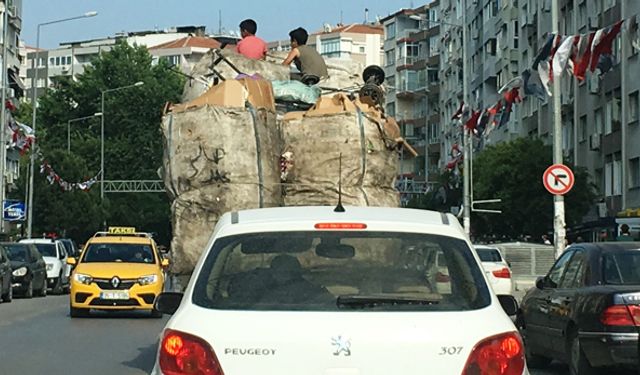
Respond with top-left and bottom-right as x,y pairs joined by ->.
385,22 -> 396,40
629,91 -> 639,123
614,158 -> 622,196
67,56 -> 72,65
595,108 -> 603,134
321,38 -> 340,55
605,161 -> 613,196
385,49 -> 395,66
630,157 -> 640,188
359,46 -> 365,53
49,57 -> 54,66
579,115 -> 587,142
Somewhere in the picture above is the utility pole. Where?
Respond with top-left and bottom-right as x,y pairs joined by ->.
551,0 -> 566,258
462,0 -> 471,237
0,3 -> 8,233
621,0 -> 628,211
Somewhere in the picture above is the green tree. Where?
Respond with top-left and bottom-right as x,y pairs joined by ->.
472,137 -> 597,240
14,41 -> 183,244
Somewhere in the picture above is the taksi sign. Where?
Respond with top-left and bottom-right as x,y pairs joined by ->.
542,164 -> 575,195
3,200 -> 26,222
108,226 -> 136,235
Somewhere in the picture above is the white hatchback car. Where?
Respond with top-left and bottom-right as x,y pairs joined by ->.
474,245 -> 514,296
153,206 -> 527,375
19,238 -> 70,294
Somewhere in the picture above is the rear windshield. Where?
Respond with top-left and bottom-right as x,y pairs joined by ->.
603,251 -> 640,285
4,245 -> 29,262
476,248 -> 502,262
61,240 -> 77,257
34,243 -> 57,258
193,231 -> 491,312
82,243 -> 155,264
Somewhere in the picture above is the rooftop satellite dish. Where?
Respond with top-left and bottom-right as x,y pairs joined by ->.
323,23 -> 332,33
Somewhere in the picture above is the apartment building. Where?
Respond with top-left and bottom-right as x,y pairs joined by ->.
24,25 -> 210,100
381,2 -> 442,196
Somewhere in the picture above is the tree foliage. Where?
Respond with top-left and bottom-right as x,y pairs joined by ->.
12,42 -> 184,244
472,137 -> 597,240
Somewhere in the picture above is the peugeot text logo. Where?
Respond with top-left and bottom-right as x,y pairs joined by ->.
110,276 -> 120,288
331,336 -> 351,356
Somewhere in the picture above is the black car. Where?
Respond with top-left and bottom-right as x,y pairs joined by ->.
2,242 -> 47,298
517,242 -> 640,375
0,246 -> 12,302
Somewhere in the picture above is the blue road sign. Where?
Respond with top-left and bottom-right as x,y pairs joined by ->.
3,200 -> 26,222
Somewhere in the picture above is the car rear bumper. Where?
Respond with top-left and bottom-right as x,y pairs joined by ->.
579,331 -> 638,368
70,281 -> 162,310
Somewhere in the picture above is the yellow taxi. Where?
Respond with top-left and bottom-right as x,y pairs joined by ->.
67,227 -> 169,318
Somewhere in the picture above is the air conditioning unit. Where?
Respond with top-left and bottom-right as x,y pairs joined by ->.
589,134 -> 601,151
5,173 -> 14,185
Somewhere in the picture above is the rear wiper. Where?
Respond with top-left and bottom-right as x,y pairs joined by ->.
337,295 -> 440,308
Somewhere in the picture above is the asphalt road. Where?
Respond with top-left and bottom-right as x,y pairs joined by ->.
0,294 -> 168,375
0,292 -> 627,375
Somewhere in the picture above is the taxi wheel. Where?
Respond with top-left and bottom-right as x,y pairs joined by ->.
69,305 -> 90,318
150,309 -> 163,319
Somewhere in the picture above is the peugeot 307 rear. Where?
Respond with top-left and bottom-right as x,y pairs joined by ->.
152,206 -> 527,374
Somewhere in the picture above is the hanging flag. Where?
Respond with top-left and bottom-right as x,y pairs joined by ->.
464,110 -> 481,132
626,15 -> 640,52
532,34 -> 556,69
596,54 -> 614,76
552,35 -> 579,80
590,20 -> 624,72
574,32 -> 595,81
538,60 -> 553,96
522,69 -> 547,100
547,35 -> 564,81
487,100 -> 503,126
475,110 -> 490,136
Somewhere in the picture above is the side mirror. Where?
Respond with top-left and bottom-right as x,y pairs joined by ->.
497,295 -> 519,316
161,258 -> 170,268
154,292 -> 183,315
66,258 -> 77,266
535,276 -> 545,290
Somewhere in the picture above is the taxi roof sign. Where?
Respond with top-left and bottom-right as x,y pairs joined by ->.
108,226 -> 136,235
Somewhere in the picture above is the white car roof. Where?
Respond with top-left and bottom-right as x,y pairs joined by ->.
213,206 -> 465,239
19,238 -> 58,244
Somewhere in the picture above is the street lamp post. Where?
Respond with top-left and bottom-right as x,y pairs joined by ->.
26,11 -> 98,238
100,81 -> 144,202
67,112 -> 102,152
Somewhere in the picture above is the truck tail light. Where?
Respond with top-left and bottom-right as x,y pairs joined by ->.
159,329 -> 224,375
462,332 -> 524,375
492,268 -> 511,279
601,305 -> 640,326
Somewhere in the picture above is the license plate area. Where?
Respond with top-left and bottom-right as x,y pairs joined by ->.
100,291 -> 129,300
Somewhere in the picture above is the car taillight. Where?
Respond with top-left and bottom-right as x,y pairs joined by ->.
159,329 -> 224,375
436,272 -> 450,282
462,332 -> 524,375
492,268 -> 511,279
600,305 -> 640,326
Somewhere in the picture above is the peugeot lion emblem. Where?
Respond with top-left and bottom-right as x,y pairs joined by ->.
331,336 -> 351,356
110,276 -> 120,288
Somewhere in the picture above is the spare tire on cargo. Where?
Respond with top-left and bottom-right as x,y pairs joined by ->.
162,80 -> 282,274
280,93 -> 400,207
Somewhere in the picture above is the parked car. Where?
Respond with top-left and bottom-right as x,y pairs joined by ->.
517,242 -> 640,375
474,245 -> 514,295
3,242 -> 47,298
152,206 -> 524,375
19,238 -> 70,294
0,245 -> 12,302
59,238 -> 80,258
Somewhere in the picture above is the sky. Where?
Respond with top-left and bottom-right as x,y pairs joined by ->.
22,0 -> 415,48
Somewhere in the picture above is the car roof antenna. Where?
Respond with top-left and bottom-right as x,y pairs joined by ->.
334,153 -> 345,213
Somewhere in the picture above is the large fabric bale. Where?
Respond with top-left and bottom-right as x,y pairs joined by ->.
162,105 -> 282,273
183,49 -> 290,102
281,94 -> 400,207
